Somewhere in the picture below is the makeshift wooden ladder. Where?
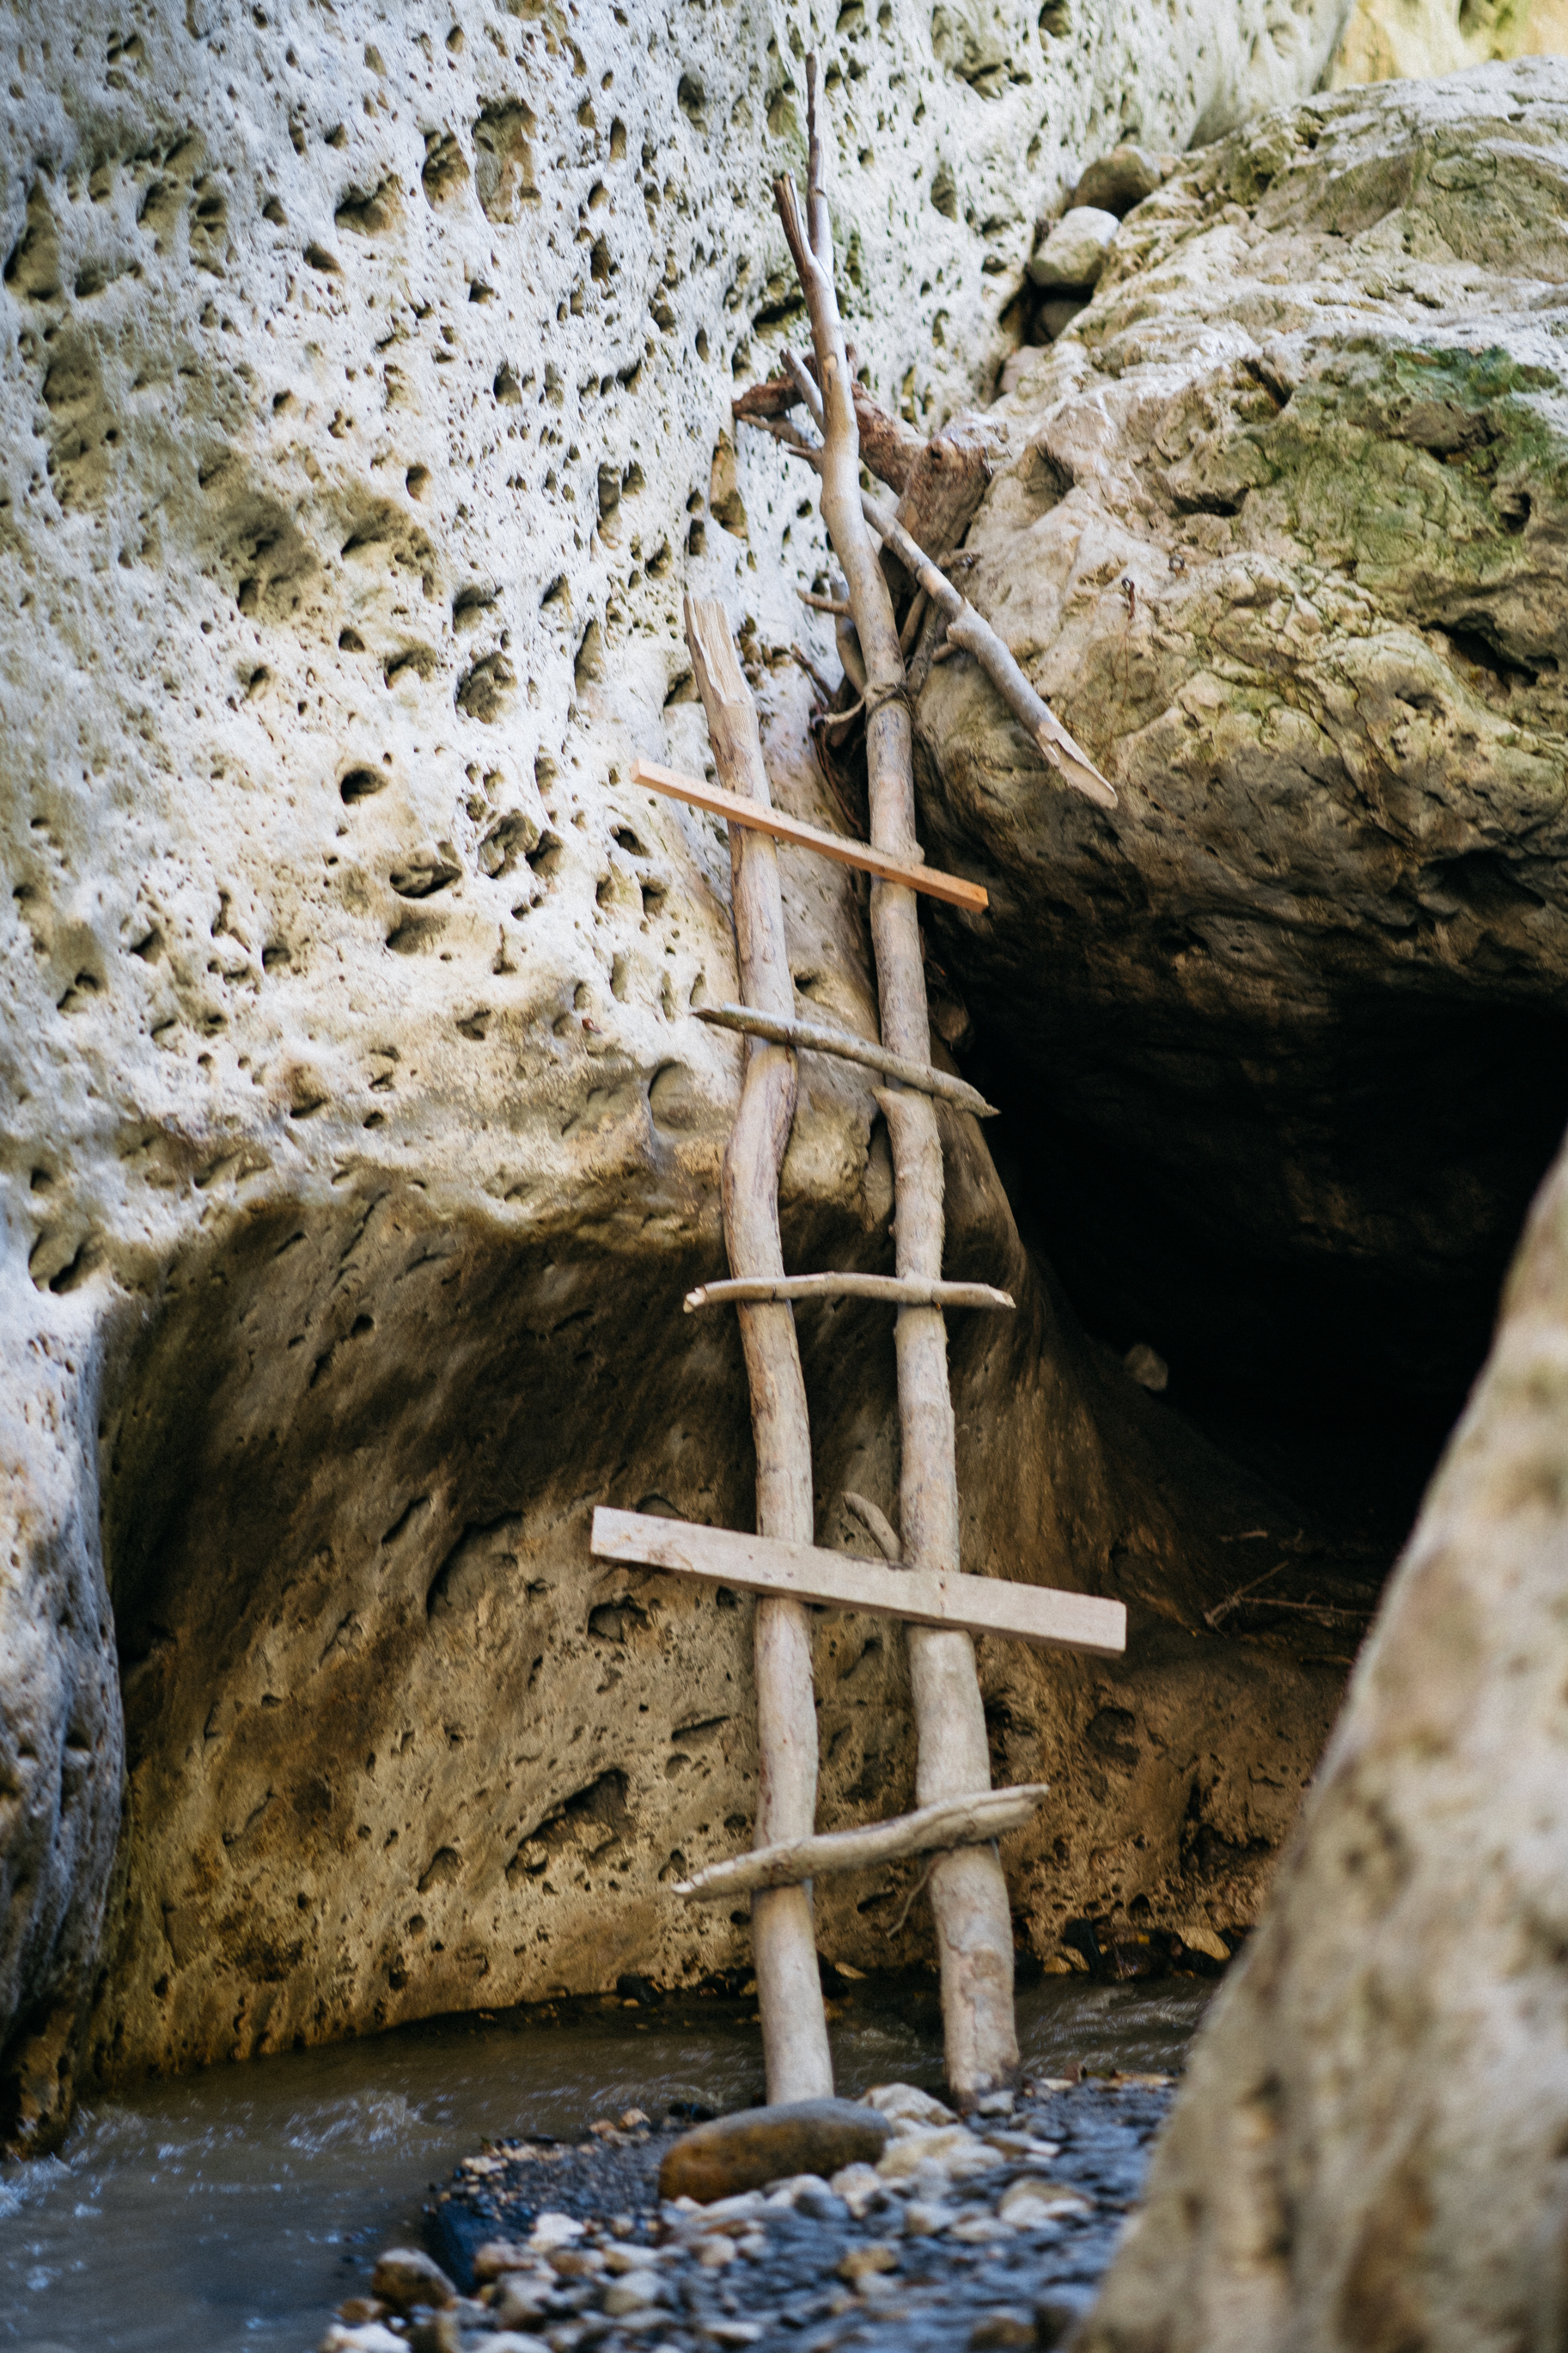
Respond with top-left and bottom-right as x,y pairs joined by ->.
591,608 -> 1124,2102
593,58 -> 1124,2103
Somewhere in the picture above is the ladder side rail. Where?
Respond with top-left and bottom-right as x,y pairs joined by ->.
776,62 -> 1020,2098
683,596 -> 834,2106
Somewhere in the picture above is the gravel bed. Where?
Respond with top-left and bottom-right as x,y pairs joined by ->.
319,2075 -> 1174,2353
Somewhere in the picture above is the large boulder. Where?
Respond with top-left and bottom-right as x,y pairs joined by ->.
915,59 -> 1568,1448
1080,1025 -> 1568,2353
0,0 -> 1350,2146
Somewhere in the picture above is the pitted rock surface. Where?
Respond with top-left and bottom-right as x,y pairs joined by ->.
917,58 -> 1568,1427
0,0 -> 1351,2146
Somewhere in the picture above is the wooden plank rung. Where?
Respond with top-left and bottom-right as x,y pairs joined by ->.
694,1003 -> 998,1118
631,757 -> 989,913
674,1784 -> 1050,1899
590,1507 -> 1127,1657
685,1273 -> 1014,1314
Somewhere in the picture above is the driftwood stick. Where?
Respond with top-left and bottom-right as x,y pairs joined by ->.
693,1002 -> 998,1118
739,402 -> 1113,814
799,590 -> 851,616
674,1785 -> 1050,1898
776,58 -> 1020,2099
685,1273 -> 1016,1314
859,488 -> 1117,811
843,1489 -> 902,1564
684,595 -> 833,2107
783,348 -> 827,433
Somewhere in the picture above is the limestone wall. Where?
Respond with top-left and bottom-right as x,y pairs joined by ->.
0,0 -> 1350,2146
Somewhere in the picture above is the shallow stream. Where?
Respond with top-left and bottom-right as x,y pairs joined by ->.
0,1975 -> 1209,2353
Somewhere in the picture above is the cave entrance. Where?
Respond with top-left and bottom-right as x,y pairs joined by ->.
968,988 -> 1568,1561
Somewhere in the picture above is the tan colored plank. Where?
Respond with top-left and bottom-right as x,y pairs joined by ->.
631,757 -> 988,913
674,1784 -> 1051,1899
590,1508 -> 1127,1658
685,1274 -> 1015,1314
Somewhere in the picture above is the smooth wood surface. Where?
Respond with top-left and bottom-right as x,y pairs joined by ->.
674,1784 -> 1051,1898
693,1002 -> 997,1118
776,61 -> 1022,2096
685,596 -> 833,2108
686,1273 -> 1016,1315
631,758 -> 988,912
590,1508 -> 1129,1657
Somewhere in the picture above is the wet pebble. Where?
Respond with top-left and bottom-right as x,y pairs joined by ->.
327,2075 -> 1176,2353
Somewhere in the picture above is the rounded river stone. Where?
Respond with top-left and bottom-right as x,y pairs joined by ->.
658,2101 -> 891,2203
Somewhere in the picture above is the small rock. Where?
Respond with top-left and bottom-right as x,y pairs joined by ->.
837,2241 -> 900,2284
1176,1920 -> 1230,1961
861,2082 -> 958,2133
970,2310 -> 1040,2350
829,2160 -> 888,2218
659,2099 -> 889,2203
549,2246 -> 605,2277
697,2235 -> 738,2269
999,2179 -> 1093,2228
793,2181 -> 851,2224
1038,296 -> 1089,343
319,2328 -> 406,2353
486,2337 -> 552,2353
1072,143 -> 1170,216
1124,1341 -> 1168,1392
974,2090 -> 1016,2118
998,346 -> 1048,399
529,2212 -> 586,2251
605,2244 -> 663,2274
903,2198 -> 954,2237
702,2325 -> 764,2347
603,2270 -> 665,2315
1028,206 -> 1120,289
370,2248 -> 457,2315
334,2301 -> 388,2326
494,2277 -> 554,2326
473,2240 -> 536,2283
877,2125 -> 1001,2182
950,2211 -> 1011,2244
407,2314 -> 461,2353
985,2130 -> 1064,2160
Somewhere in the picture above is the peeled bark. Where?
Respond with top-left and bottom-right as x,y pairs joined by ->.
1083,1128 -> 1568,2353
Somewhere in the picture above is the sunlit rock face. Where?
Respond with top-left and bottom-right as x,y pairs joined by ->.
918,58 -> 1568,1460
0,0 -> 1350,2146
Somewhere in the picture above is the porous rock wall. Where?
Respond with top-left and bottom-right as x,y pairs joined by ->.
916,58 -> 1568,1439
0,0 -> 1348,2146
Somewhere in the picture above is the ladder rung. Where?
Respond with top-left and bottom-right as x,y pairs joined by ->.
694,1003 -> 997,1118
674,1784 -> 1050,1899
631,757 -> 989,912
590,1508 -> 1127,1656
685,1274 -> 1014,1314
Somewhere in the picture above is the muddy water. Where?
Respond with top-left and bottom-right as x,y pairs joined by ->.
0,1974 -> 1209,2353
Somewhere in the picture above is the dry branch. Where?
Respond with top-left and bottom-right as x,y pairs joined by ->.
674,1785 -> 1051,1898
737,412 -> 1117,812
683,594 -> 833,2107
685,1273 -> 1016,1314
774,55 -> 1020,2097
844,1488 -> 903,1563
693,1002 -> 998,1117
859,488 -> 1118,811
